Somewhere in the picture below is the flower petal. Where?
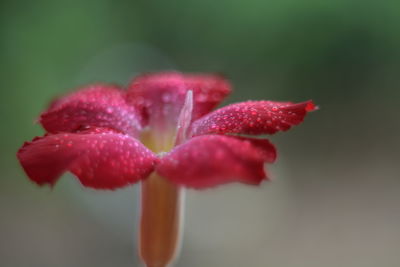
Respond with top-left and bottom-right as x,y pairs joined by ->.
183,73 -> 231,119
156,135 -> 276,189
40,84 -> 142,136
126,72 -> 231,132
17,127 -> 158,190
190,100 -> 316,136
233,136 -> 277,163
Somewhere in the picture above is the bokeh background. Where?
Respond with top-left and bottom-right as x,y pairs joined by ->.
1,0 -> 399,266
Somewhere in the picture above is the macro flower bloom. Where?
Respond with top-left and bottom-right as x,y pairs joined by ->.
17,72 -> 316,267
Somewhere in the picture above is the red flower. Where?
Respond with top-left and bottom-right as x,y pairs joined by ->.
17,72 -> 316,190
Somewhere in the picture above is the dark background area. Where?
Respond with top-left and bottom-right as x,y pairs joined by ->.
1,0 -> 399,266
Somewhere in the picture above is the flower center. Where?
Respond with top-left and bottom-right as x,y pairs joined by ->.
140,90 -> 194,153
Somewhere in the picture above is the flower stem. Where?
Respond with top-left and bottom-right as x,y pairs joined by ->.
139,173 -> 183,267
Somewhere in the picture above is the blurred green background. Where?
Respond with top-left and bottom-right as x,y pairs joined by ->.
1,0 -> 399,266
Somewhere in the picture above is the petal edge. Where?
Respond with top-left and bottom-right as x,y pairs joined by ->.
126,72 -> 231,131
40,84 -> 142,136
157,135 -> 275,189
17,128 -> 157,190
190,100 -> 316,136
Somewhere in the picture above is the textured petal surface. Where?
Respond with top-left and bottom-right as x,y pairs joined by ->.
233,136 -> 277,163
126,72 -> 231,131
17,127 -> 157,189
190,100 -> 316,136
183,73 -> 231,119
156,135 -> 276,189
40,84 -> 142,136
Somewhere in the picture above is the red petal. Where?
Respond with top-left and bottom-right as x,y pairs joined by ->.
183,73 -> 231,119
126,72 -> 231,131
17,128 -> 157,190
233,136 -> 277,163
156,135 -> 276,189
40,84 -> 142,136
190,100 -> 316,136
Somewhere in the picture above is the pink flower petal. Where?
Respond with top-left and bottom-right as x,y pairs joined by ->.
183,73 -> 231,119
126,72 -> 231,132
190,100 -> 316,136
233,136 -> 277,163
40,84 -> 142,136
156,135 -> 276,189
17,127 -> 158,190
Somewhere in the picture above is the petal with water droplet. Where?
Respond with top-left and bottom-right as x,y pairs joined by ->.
190,100 -> 316,136
17,127 -> 158,190
126,72 -> 231,132
40,84 -> 142,137
183,73 -> 231,119
157,135 -> 276,189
